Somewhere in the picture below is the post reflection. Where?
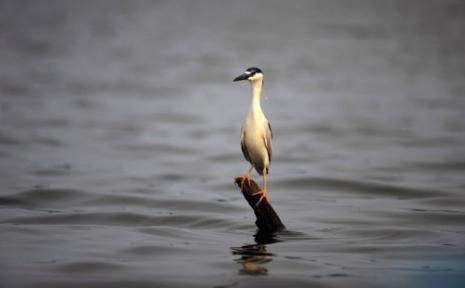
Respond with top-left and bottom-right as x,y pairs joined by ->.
231,243 -> 272,275
231,231 -> 281,276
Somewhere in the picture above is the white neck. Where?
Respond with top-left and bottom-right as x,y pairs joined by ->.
250,79 -> 263,115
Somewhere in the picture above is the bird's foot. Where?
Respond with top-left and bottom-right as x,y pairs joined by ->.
239,175 -> 251,189
251,188 -> 268,207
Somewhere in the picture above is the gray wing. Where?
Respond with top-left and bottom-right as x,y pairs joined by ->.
264,121 -> 272,161
240,128 -> 251,162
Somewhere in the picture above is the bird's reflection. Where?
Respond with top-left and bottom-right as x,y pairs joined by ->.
231,243 -> 271,275
231,231 -> 281,276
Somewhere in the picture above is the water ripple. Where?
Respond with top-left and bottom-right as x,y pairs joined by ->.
1,211 -> 241,229
56,261 -> 124,273
0,188 -> 91,208
273,176 -> 448,199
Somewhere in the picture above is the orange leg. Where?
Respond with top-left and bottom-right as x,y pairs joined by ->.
240,165 -> 254,188
251,169 -> 269,207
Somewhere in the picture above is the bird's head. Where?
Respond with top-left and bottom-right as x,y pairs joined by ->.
233,67 -> 263,83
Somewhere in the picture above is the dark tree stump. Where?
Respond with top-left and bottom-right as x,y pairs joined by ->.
235,176 -> 285,233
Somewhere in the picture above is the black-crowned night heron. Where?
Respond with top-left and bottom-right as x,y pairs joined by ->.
234,67 -> 272,206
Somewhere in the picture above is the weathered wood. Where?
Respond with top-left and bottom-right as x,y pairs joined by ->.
235,176 -> 285,233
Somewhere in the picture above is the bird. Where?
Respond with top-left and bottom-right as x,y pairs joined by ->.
233,67 -> 273,206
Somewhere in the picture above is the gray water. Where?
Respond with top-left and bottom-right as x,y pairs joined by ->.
1,1 -> 465,287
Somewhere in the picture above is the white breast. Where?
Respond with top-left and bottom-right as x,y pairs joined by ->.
242,111 -> 269,174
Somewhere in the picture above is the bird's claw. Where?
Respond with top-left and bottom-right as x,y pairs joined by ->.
251,189 -> 268,207
240,175 -> 251,189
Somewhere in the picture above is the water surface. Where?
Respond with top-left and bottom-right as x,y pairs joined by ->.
1,1 -> 465,287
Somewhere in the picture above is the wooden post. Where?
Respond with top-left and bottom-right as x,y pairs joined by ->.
235,176 -> 285,233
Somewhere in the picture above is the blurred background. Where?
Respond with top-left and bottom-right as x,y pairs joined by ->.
1,1 -> 464,287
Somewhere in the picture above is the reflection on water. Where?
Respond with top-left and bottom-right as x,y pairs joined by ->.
232,230 -> 317,276
232,244 -> 272,276
231,231 -> 281,276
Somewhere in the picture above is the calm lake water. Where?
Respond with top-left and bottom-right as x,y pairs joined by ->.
1,1 -> 465,287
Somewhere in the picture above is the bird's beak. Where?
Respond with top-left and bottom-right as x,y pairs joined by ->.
233,73 -> 249,82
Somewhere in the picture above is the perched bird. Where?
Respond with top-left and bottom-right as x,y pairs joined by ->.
233,67 -> 272,206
